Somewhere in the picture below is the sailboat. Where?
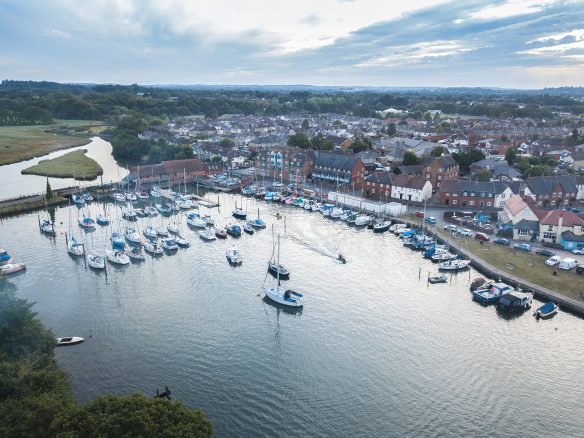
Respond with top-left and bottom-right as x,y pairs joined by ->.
249,208 -> 266,229
267,232 -> 290,279
87,251 -> 106,269
124,227 -> 142,244
264,234 -> 303,307
232,197 -> 247,219
67,203 -> 85,256
144,238 -> 164,256
106,249 -> 130,265
39,218 -> 55,235
167,220 -> 179,234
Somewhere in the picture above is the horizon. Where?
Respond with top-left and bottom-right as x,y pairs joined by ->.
2,0 -> 584,88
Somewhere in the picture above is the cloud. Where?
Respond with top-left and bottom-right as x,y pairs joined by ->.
45,29 -> 72,39
299,13 -> 321,26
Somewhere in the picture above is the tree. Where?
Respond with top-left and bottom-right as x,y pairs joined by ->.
45,179 -> 53,200
219,138 -> 235,148
174,145 -> 194,160
431,146 -> 445,157
310,133 -> 334,150
402,151 -> 420,165
351,137 -> 372,154
392,167 -> 402,175
301,119 -> 310,130
473,170 -> 491,182
211,155 -> 222,163
49,394 -> 212,438
148,145 -> 162,164
505,148 -> 517,165
386,123 -> 396,136
287,132 -> 311,149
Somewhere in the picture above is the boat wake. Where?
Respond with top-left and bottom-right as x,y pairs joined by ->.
286,234 -> 346,263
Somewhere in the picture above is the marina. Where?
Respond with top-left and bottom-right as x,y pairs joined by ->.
2,190 -> 584,436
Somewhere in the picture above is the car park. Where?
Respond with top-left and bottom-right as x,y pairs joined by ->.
474,232 -> 490,241
535,249 -> 556,257
493,237 -> 510,246
425,217 -> 437,224
513,243 -> 532,252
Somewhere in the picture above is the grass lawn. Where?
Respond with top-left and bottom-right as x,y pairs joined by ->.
0,120 -> 110,165
436,228 -> 584,299
21,149 -> 103,180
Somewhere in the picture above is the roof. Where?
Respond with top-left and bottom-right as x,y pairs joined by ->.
391,174 -> 429,191
536,210 -> 584,227
526,176 -> 577,195
398,164 -> 424,176
505,195 -> 529,216
458,180 -> 508,195
161,159 -> 206,174
514,220 -> 539,231
438,179 -> 459,194
409,176 -> 428,190
365,172 -> 393,185
561,231 -> 584,242
314,152 -> 361,171
432,155 -> 457,168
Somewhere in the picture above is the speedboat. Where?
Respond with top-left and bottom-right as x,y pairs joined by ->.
186,213 -> 206,228
78,216 -> 96,230
428,273 -> 447,284
124,227 -> 142,244
39,219 -> 54,234
243,223 -> 254,234
198,229 -> 217,241
96,214 -> 110,226
106,249 -> 130,265
438,259 -> 471,271
534,302 -> 558,319
249,218 -> 266,229
226,224 -> 241,237
176,235 -> 191,248
473,282 -> 514,304
87,252 -> 106,269
127,246 -> 146,261
143,226 -> 158,239
268,261 -> 290,279
56,337 -> 84,346
373,220 -> 391,233
144,239 -> 164,256
167,221 -> 179,234
161,238 -> 179,251
215,228 -> 228,239
226,246 -> 242,264
68,237 -> 85,256
232,207 -> 247,220
113,193 -> 126,202
0,262 -> 26,275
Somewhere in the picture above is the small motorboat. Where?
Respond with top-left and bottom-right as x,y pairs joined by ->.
56,337 -> 84,346
431,252 -> 457,262
198,229 -> 217,241
143,226 -> 158,239
215,228 -> 228,239
87,252 -> 106,269
125,192 -> 138,202
226,246 -> 242,265
161,238 -> 179,251
167,221 -> 179,234
249,218 -> 266,229
373,220 -> 391,233
96,214 -> 110,226
39,219 -> 55,234
155,203 -> 172,216
243,223 -> 255,234
265,287 -> 303,307
122,210 -> 138,221
135,190 -> 150,199
232,207 -> 247,220
145,206 -> 158,217
226,224 -> 242,237
0,262 -> 26,275
144,239 -> 164,256
78,216 -> 96,230
268,261 -> 289,279
499,291 -> 533,311
106,249 -> 130,265
473,282 -> 514,304
438,259 -> 471,271
135,208 -> 148,218
534,302 -> 558,319
176,236 -> 191,248
428,273 -> 448,284
127,246 -> 146,261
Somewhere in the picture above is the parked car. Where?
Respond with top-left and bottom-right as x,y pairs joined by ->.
474,232 -> 490,241
425,217 -> 437,224
572,248 -> 584,255
570,207 -> 580,213
513,243 -> 532,252
493,237 -> 510,246
535,249 -> 556,257
544,255 -> 561,266
444,224 -> 458,232
559,258 -> 578,270
576,264 -> 584,275
415,211 -> 424,218
458,228 -> 473,237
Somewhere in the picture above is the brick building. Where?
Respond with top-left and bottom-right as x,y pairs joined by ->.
423,155 -> 459,190
311,152 -> 365,189
438,180 -> 509,209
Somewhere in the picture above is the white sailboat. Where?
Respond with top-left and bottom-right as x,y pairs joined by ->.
87,251 -> 106,269
264,234 -> 303,307
106,249 -> 130,265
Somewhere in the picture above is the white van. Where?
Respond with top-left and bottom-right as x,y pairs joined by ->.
559,258 -> 578,270
545,255 -> 561,266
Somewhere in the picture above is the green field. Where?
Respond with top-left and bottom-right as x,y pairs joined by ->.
435,228 -> 584,299
0,120 -> 110,165
21,149 -> 103,180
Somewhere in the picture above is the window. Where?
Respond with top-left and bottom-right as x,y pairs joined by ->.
452,200 -> 457,205
469,200 -> 475,206
480,201 -> 484,207
518,229 -> 529,236
543,232 -> 556,240
548,226 -> 553,231
487,202 -> 492,207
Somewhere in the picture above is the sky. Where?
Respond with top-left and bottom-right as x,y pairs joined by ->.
1,0 -> 584,88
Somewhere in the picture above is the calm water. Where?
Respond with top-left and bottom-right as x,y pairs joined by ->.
0,137 -> 127,199
1,194 -> 584,437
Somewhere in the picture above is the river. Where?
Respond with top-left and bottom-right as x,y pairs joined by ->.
0,137 -> 128,200
1,194 -> 583,437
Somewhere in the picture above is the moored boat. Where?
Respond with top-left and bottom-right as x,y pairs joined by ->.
472,282 -> 514,304
243,223 -> 254,234
161,238 -> 179,251
96,214 -> 110,226
68,237 -> 85,256
438,259 -> 471,271
226,246 -> 243,264
127,246 -> 146,261
39,219 -> 55,234
373,220 -> 391,233
0,262 -> 26,275
215,228 -> 228,239
268,261 -> 290,279
56,337 -> 84,346
198,229 -> 216,241
226,224 -> 242,237
428,273 -> 447,284
106,249 -> 130,265
534,302 -> 558,319
232,207 -> 247,220
78,216 -> 96,230
87,252 -> 106,269
498,291 -> 533,311
144,239 -> 164,256
176,235 -> 191,248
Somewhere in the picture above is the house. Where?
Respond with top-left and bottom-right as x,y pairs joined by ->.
438,180 -> 509,209
423,155 -> 458,190
255,146 -> 314,183
129,158 -> 218,185
364,171 -> 393,200
525,175 -> 578,208
572,153 -> 584,171
390,175 -> 432,203
500,195 -> 540,241
536,210 -> 584,247
311,152 -> 365,188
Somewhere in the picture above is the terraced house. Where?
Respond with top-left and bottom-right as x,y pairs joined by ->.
255,146 -> 315,183
423,155 -> 458,190
523,175 -> 578,208
438,180 -> 509,209
311,152 -> 365,189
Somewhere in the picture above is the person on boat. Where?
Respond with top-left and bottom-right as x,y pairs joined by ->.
284,290 -> 291,300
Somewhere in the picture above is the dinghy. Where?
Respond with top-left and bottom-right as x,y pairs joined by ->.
0,263 -> 27,275
534,302 -> 558,319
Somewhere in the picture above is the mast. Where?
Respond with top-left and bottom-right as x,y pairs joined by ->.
276,233 -> 281,292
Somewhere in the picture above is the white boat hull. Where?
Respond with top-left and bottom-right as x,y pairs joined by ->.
264,287 -> 303,307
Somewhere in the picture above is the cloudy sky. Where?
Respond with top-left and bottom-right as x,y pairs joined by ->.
1,0 -> 584,88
